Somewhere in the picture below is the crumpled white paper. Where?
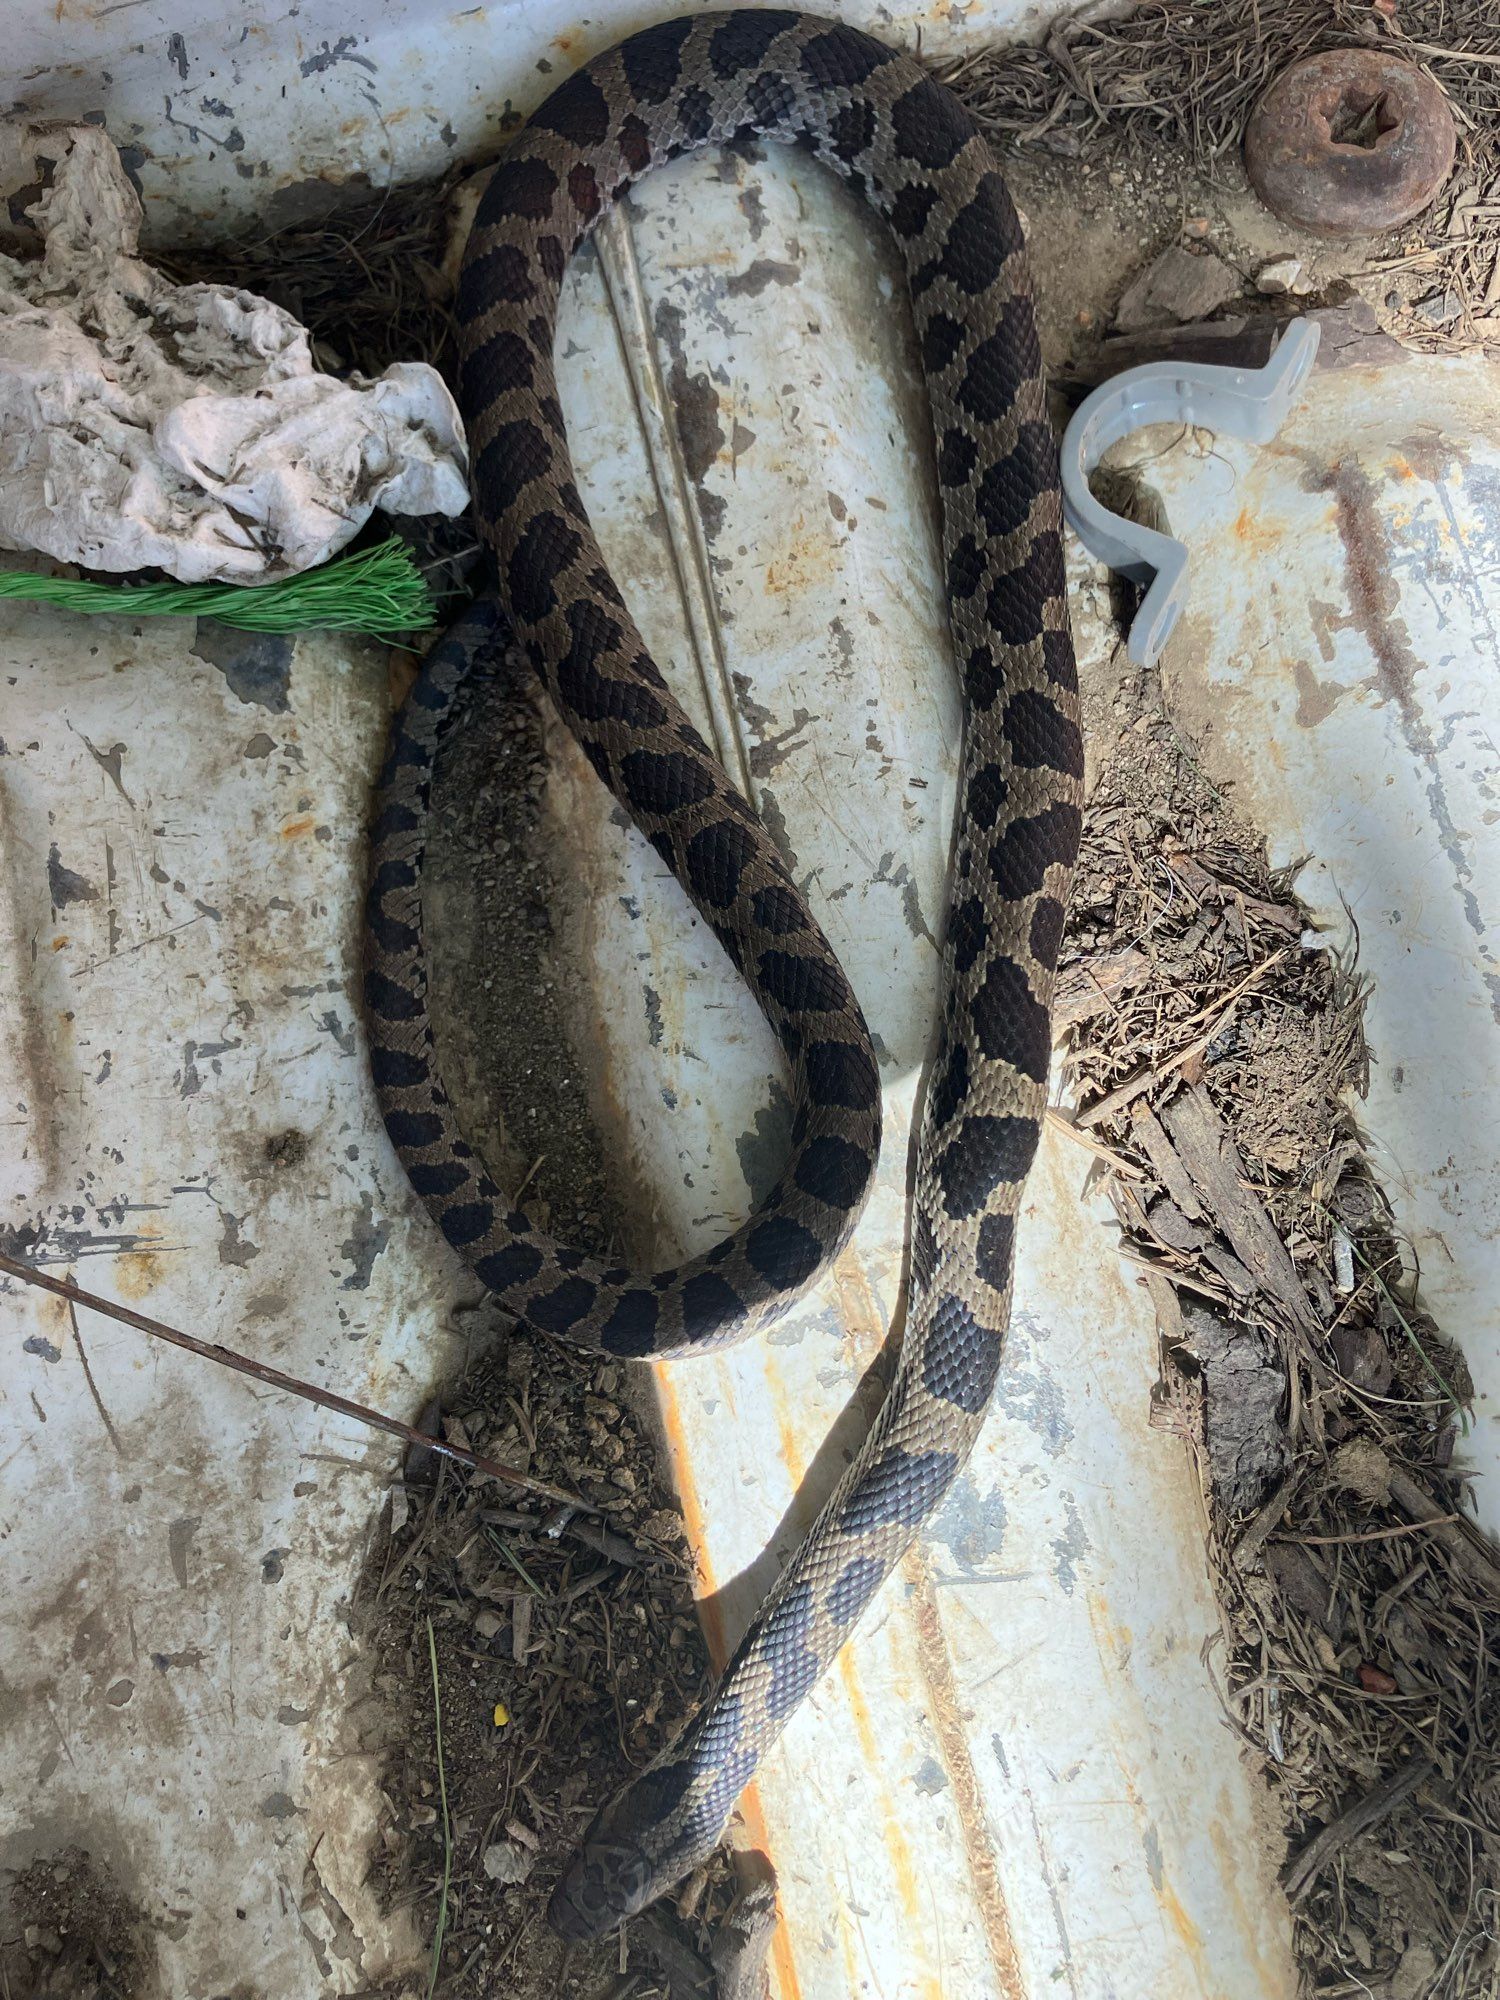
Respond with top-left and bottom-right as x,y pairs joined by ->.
0,124 -> 469,582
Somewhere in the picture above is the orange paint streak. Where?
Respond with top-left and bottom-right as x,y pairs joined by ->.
654,1370 -> 804,2000
114,1249 -> 164,1299
279,815 -> 315,839
1086,1595 -> 1215,1980
773,1405 -> 807,1490
836,1648 -> 942,2000
1232,506 -> 1284,561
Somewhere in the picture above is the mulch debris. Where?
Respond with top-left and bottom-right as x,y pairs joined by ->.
359,1320 -> 764,2000
1058,668 -> 1499,1997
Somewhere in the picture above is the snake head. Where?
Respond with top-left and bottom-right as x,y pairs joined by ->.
547,1832 -> 655,1939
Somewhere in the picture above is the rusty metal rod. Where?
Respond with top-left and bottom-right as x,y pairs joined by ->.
0,1249 -> 582,1510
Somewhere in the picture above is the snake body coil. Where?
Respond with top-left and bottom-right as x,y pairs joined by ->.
364,10 -> 1081,1939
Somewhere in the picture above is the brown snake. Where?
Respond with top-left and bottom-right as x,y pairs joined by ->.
364,10 -> 1081,1939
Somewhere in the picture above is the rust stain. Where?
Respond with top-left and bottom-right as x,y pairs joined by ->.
830,1248 -> 888,1367
280,815 -> 316,840
765,517 -> 836,598
655,1371 -> 804,2000
1085,1595 -> 1232,1990
1085,1589 -> 1134,1666
50,936 -> 68,951
115,1248 -> 165,1299
1398,430 -> 1466,486
1320,458 -> 1425,725
909,1563 -> 1027,1999
773,1405 -> 807,1491
1230,506 -> 1285,562
1206,1798 -> 1292,1994
1155,1864 -> 1208,1961
836,1647 -> 944,2000
35,1290 -> 70,1339
1318,449 -> 1500,1022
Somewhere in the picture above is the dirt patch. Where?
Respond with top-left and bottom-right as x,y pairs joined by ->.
936,0 -> 1500,357
354,1327 -> 755,2000
0,1845 -> 154,2000
1000,139 -> 1387,382
1055,664 -> 1499,1997
421,641 -> 621,1254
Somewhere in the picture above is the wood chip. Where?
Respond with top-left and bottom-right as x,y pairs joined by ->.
1161,1084 -> 1317,1331
1130,1100 -> 1205,1219
1053,944 -> 1151,1028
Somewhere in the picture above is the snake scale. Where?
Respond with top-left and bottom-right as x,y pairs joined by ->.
364,10 -> 1081,1939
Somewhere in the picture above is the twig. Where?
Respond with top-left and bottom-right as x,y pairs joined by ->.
1406,39 -> 1500,67
1234,1467 -> 1303,1570
1276,1515 -> 1461,1547
1283,1754 -> 1435,1901
68,1299 -> 123,1456
1044,1104 -> 1148,1176
1384,1464 -> 1500,1597
425,1616 -> 453,2000
0,1250 -> 584,1510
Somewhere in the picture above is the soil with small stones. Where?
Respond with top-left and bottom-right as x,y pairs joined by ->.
0,1846 -> 153,2000
1007,139 -> 1392,383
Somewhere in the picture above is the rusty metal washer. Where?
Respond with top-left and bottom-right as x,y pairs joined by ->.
1244,49 -> 1456,239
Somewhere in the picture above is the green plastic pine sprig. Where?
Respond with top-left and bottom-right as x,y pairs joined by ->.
0,536 -> 437,639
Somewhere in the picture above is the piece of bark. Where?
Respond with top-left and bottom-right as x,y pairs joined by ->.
1328,1323 -> 1394,1397
1202,1242 -> 1260,1297
1130,1101 -> 1204,1220
1053,946 -> 1151,1030
1265,1541 -> 1341,1638
1161,1085 -> 1317,1331
1178,1303 -> 1291,1511
1145,1195 -> 1207,1254
1234,1467 -> 1303,1570
1283,1755 -> 1435,1901
710,1881 -> 779,2000
1069,299 -> 1407,389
